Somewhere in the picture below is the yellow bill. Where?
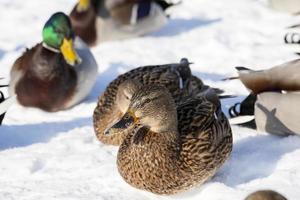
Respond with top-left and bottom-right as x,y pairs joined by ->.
77,0 -> 90,12
60,38 -> 81,66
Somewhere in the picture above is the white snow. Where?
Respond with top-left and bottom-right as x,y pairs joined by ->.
0,0 -> 300,199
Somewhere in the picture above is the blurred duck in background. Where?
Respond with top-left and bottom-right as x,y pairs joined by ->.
245,190 -> 287,200
284,16 -> 300,54
227,59 -> 300,136
70,0 -> 178,46
0,12 -> 98,114
269,0 -> 300,14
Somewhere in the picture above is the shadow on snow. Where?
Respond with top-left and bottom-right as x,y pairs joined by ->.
0,117 -> 91,151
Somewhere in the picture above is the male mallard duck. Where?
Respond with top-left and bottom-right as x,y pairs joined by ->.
105,85 -> 232,194
8,12 -> 98,112
228,59 -> 300,136
70,0 -> 176,45
245,190 -> 287,200
93,58 -> 207,145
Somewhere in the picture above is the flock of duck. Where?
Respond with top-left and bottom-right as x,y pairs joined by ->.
0,0 -> 298,199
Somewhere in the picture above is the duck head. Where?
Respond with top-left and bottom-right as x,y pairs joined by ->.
116,79 -> 142,113
106,85 -> 178,136
42,12 -> 81,66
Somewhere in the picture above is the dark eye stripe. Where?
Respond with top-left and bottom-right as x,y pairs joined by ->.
138,96 -> 160,108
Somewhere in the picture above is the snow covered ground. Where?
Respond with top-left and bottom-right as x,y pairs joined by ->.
0,0 -> 300,199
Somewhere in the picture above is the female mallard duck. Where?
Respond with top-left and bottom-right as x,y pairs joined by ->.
8,12 -> 98,112
93,58 -> 208,145
105,85 -> 232,194
70,0 -> 175,45
245,190 -> 287,200
228,59 -> 300,136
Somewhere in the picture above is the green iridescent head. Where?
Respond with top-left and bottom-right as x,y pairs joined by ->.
42,12 -> 73,49
42,12 -> 80,66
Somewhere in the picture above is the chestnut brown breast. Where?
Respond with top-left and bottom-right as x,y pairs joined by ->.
14,44 -> 77,112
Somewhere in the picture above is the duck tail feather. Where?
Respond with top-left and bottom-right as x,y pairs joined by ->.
221,76 -> 239,81
212,87 -> 224,95
287,23 -> 300,28
219,94 -> 237,99
176,58 -> 192,82
235,66 -> 252,71
154,0 -> 182,11
179,58 -> 193,65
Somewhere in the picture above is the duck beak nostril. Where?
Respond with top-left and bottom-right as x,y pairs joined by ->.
104,126 -> 113,135
104,129 -> 111,135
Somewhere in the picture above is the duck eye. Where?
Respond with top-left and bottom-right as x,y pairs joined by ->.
68,31 -> 75,39
55,27 -> 64,35
125,122 -> 131,127
124,115 -> 130,120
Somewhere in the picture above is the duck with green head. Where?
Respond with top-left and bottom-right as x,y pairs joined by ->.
8,12 -> 98,112
70,0 -> 177,45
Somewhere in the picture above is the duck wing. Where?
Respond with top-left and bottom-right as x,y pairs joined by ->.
177,95 -> 232,173
177,97 -> 216,137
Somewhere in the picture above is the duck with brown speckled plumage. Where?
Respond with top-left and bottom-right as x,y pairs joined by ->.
105,84 -> 232,195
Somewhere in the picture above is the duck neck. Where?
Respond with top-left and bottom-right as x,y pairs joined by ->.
42,42 -> 60,53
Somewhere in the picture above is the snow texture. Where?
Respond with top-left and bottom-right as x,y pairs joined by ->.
0,0 -> 300,199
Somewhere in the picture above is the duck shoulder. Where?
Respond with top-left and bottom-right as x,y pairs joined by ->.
12,43 -> 77,112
